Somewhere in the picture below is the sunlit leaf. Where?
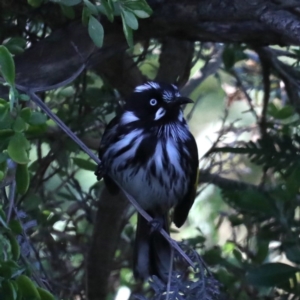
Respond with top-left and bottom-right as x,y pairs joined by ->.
13,117 -> 27,133
20,107 -> 32,122
7,133 -> 30,164
16,275 -> 41,299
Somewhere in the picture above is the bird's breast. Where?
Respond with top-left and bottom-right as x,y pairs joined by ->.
102,122 -> 193,211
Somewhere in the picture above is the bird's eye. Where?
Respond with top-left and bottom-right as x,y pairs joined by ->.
149,99 -> 157,106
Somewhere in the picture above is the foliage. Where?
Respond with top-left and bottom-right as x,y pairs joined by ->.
1,1 -> 300,300
50,0 -> 152,47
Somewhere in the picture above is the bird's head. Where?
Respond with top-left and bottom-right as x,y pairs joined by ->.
123,82 -> 193,123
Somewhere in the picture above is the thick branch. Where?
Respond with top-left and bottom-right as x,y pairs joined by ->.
87,188 -> 129,300
156,38 -> 194,86
5,0 -> 300,97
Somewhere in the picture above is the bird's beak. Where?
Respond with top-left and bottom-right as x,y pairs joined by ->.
174,97 -> 193,106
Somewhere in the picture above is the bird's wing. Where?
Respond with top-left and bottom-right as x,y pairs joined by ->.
173,135 -> 199,228
98,115 -> 121,194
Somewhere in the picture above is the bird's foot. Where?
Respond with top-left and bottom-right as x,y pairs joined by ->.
149,218 -> 163,234
95,163 -> 104,181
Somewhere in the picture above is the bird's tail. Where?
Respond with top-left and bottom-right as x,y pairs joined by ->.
133,213 -> 171,282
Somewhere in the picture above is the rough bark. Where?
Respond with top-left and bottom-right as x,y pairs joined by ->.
87,187 -> 129,300
10,0 -> 300,93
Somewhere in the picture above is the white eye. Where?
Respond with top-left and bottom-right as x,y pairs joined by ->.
149,99 -> 157,106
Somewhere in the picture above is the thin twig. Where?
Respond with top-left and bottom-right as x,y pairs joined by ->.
7,180 -> 16,223
24,91 -> 195,269
231,69 -> 259,121
166,247 -> 174,300
29,92 -> 100,163
257,48 -> 271,137
122,189 -> 195,268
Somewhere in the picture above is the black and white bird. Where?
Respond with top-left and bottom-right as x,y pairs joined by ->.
98,81 -> 199,281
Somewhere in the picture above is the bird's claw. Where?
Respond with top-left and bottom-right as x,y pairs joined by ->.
95,163 -> 104,181
149,218 -> 163,234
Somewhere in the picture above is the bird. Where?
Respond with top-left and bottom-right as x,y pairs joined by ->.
97,81 -> 199,282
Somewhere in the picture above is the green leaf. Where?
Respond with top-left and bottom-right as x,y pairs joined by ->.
26,124 -> 47,136
0,170 -> 4,181
16,275 -> 41,300
27,112 -> 47,125
285,166 -> 300,198
222,46 -> 235,70
88,16 -> 104,48
222,44 -> 246,70
121,13 -> 134,48
4,37 -> 26,49
254,240 -> 269,263
13,117 -> 27,133
276,106 -> 294,119
131,9 -> 150,18
9,220 -> 23,235
2,280 -> 17,300
20,107 -> 32,122
82,6 -> 90,25
0,103 -> 9,121
0,261 -> 20,279
9,87 -> 17,111
222,188 -> 273,213
55,0 -> 81,6
0,129 -> 15,138
19,93 -> 30,101
23,194 -> 41,211
0,208 -> 10,229
7,233 -> 20,261
27,0 -> 43,7
121,9 -> 138,30
37,287 -> 55,300
72,157 -> 96,171
3,37 -> 27,55
16,163 -> 30,194
84,0 -> 98,15
123,0 -> 153,15
60,4 -> 75,19
0,46 -> 15,86
0,207 -> 6,220
99,0 -> 114,22
7,133 -> 30,164
247,263 -> 299,287
268,102 -> 280,118
0,152 -> 8,164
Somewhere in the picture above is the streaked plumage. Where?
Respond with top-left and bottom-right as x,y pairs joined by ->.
98,81 -> 198,281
